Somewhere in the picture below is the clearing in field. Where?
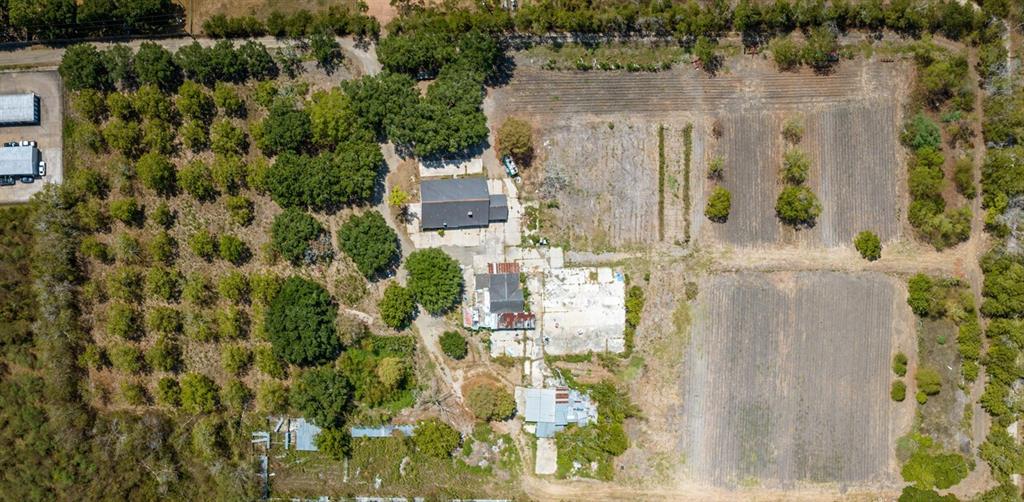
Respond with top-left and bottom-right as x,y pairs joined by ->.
495,58 -> 909,250
682,271 -> 910,487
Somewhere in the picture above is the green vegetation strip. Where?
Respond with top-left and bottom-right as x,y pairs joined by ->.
682,124 -> 693,244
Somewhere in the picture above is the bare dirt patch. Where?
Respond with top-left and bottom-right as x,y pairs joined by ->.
681,271 -> 910,488
491,57 -> 910,251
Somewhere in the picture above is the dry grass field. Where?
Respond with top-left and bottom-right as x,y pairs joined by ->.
494,57 -> 910,250
680,271 -> 913,487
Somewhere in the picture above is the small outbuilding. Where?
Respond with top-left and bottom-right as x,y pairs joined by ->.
0,93 -> 40,126
288,417 -> 322,451
518,386 -> 597,438
0,145 -> 39,177
420,178 -> 508,230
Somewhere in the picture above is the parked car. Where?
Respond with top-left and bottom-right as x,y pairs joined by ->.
0,176 -> 14,186
502,155 -> 519,177
38,161 -> 45,177
3,141 -> 17,147
19,176 -> 34,184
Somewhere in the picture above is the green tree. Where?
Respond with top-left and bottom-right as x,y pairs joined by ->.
497,117 -> 534,164
213,82 -> 246,118
217,271 -> 249,304
893,352 -> 909,376
103,119 -> 142,158
257,381 -> 288,413
176,80 -> 215,121
692,36 -> 720,73
466,383 -> 516,422
145,267 -> 182,302
308,88 -> 372,149
770,36 -> 802,71
782,149 -> 810,184
107,302 -> 142,339
109,344 -> 144,373
907,274 -> 944,318
134,42 -> 179,91
179,159 -> 218,201
226,195 -> 254,226
60,44 -> 111,91
854,231 -> 882,261
189,229 -> 218,261
133,84 -> 174,120
405,248 -> 464,314
210,119 -> 248,157
413,418 -> 460,458
704,186 -> 731,223
310,29 -> 342,71
136,152 -> 177,196
315,428 -> 351,460
157,377 -> 181,406
266,276 -> 340,366
439,330 -> 467,360
180,373 -> 220,413
801,27 -> 838,70
255,102 -> 310,156
902,114 -> 942,150
378,283 -> 416,330
218,234 -> 250,265
338,211 -> 398,279
221,344 -> 252,376
181,120 -> 210,152
291,366 -> 351,428
340,71 -> 419,138
775,185 -> 822,226
891,380 -> 906,401
390,69 -> 488,157
121,382 -> 148,406
270,208 -> 325,265
145,336 -> 182,372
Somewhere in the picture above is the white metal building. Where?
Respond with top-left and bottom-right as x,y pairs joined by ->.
0,145 -> 39,177
0,93 -> 40,126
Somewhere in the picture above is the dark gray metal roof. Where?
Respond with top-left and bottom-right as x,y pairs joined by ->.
489,194 -> 508,222
0,145 -> 38,176
421,178 -> 492,230
0,94 -> 38,125
475,272 -> 524,313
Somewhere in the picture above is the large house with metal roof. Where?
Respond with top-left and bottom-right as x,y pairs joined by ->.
0,145 -> 39,178
0,93 -> 39,126
420,178 -> 508,230
518,386 -> 598,438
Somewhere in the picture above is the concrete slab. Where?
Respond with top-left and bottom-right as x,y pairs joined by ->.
0,70 -> 62,204
419,157 -> 483,178
540,267 -> 626,355
535,438 -> 558,475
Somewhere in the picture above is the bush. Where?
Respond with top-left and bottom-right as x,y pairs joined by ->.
466,383 -> 516,422
782,149 -> 810,184
902,114 -> 942,150
704,186 -> 731,223
266,276 -> 340,366
255,346 -> 287,379
218,271 -> 250,304
221,345 -> 252,376
775,185 -> 822,226
916,367 -> 943,396
440,331 -> 467,360
145,306 -> 182,336
157,377 -> 181,407
413,418 -> 461,458
109,197 -> 144,227
255,102 -> 310,156
81,236 -> 112,263
770,36 -> 802,71
226,195 -> 254,226
115,233 -> 144,265
213,82 -> 246,117
148,231 -> 177,265
134,84 -> 175,121
908,274 -> 945,318
291,366 -> 351,428
107,267 -> 143,303
145,336 -> 182,372
222,379 -> 252,411
901,434 -> 969,490
109,344 -> 144,373
405,248 -> 464,315
854,231 -> 882,261
891,380 -> 907,402
179,159 -> 218,202
782,117 -> 804,143
378,283 -> 417,330
217,306 -> 248,339
316,428 -> 351,460
176,80 -> 215,121
953,157 -> 976,199
107,302 -> 142,339
257,381 -> 289,413
151,202 -> 175,229
184,309 -> 217,342
189,229 -> 218,261
893,352 -> 909,377
497,117 -> 534,164
183,273 -> 217,305
211,119 -> 248,157
181,120 -> 210,152
103,119 -> 142,157
270,208 -> 325,265
338,211 -> 399,279
191,416 -> 226,459
121,382 -> 148,406
74,89 -> 108,123
134,42 -> 179,91
180,373 -> 220,413
218,234 -> 250,265
145,266 -> 182,302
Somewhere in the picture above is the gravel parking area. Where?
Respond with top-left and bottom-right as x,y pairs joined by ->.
0,70 -> 63,204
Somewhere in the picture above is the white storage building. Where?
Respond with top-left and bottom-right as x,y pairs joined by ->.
0,93 -> 40,126
0,145 -> 39,177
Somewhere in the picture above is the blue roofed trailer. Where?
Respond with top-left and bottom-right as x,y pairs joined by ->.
0,94 -> 40,126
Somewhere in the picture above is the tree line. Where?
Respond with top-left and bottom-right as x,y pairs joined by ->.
0,0 -> 182,41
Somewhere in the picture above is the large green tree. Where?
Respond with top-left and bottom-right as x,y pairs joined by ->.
60,44 -> 110,91
265,276 -> 340,367
291,366 -> 351,428
405,248 -> 463,314
337,211 -> 398,279
270,208 -> 325,265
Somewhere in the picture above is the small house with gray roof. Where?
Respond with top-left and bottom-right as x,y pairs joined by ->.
420,178 -> 508,230
467,262 -> 536,330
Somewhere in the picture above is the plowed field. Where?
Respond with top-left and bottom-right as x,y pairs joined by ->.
681,272 -> 910,487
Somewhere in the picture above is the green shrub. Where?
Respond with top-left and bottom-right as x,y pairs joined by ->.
218,234 -> 250,265
145,336 -> 182,372
257,381 -> 288,413
916,367 -> 942,396
211,119 -> 248,157
189,229 -> 218,261
226,195 -> 254,226
136,152 -> 177,196
266,276 -> 340,366
782,117 -> 804,143
254,345 -> 287,379
337,210 -> 399,279
891,380 -> 907,402
406,248 -> 463,315
157,377 -> 181,407
145,266 -> 182,302
184,309 -> 218,342
776,185 -> 822,226
109,197 -> 144,226
378,283 -> 416,330
121,382 -> 148,406
222,379 -> 252,411
901,434 -> 969,490
217,306 -> 248,339
893,352 -> 909,377
109,344 -> 144,373
782,149 -> 810,184
466,383 -> 516,422
148,231 -> 177,265
183,273 -> 217,305
179,159 -> 218,201
81,236 -> 113,263
115,233 -> 144,265
180,373 -> 220,413
151,202 -> 175,229
250,273 -> 282,305
270,208 -> 325,265
291,366 -> 351,428
704,186 -> 731,223
953,157 -> 976,199
214,82 -> 246,117
413,418 -> 461,458
145,307 -> 182,336
218,271 -> 249,304
854,231 -> 882,261
107,302 -> 142,340
901,113 -> 942,150
108,267 -> 143,303
440,331 -> 467,360
221,345 -> 252,376
907,274 -> 945,318
181,120 -> 210,152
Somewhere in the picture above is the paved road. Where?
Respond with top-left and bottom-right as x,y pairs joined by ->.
0,35 -> 376,69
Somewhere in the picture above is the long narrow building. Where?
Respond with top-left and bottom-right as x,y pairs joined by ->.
0,93 -> 40,126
